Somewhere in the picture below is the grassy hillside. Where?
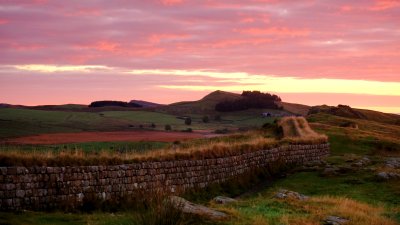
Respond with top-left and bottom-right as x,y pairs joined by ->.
0,108 -> 181,139
309,105 -> 400,125
278,102 -> 310,116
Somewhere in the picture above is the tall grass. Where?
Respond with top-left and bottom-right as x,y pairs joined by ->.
283,196 -> 399,225
278,117 -> 327,141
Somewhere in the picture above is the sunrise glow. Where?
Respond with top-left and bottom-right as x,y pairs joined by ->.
0,0 -> 399,112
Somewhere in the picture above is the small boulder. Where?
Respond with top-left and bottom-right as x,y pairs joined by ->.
320,167 -> 339,177
376,172 -> 400,181
324,216 -> 349,225
376,172 -> 390,180
385,158 -> 400,169
213,196 -> 237,205
274,189 -> 309,201
352,157 -> 371,167
169,196 -> 228,220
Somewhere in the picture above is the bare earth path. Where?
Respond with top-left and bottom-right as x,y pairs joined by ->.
3,130 -> 208,144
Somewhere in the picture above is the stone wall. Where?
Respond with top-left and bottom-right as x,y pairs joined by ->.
0,143 -> 329,210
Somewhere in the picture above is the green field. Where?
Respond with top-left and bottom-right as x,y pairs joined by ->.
0,108 -> 278,139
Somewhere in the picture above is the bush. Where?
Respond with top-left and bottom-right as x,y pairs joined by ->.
214,115 -> 221,121
181,128 -> 192,133
202,116 -> 209,123
137,194 -> 189,225
184,117 -> 192,125
151,123 -> 156,128
215,128 -> 229,134
165,124 -> 172,131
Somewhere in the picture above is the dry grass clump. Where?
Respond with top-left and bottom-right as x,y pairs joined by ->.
282,196 -> 398,225
278,117 -> 327,142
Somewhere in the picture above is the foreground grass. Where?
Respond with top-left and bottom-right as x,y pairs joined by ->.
0,211 -> 136,225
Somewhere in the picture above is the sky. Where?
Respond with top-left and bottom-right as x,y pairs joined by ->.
0,0 -> 399,113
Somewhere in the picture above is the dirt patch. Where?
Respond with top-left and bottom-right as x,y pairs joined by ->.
3,131 -> 206,145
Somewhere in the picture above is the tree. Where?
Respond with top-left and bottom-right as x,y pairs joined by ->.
185,117 -> 192,125
202,115 -> 209,123
165,124 -> 172,131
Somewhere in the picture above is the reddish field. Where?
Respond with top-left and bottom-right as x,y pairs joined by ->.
3,131 -> 207,145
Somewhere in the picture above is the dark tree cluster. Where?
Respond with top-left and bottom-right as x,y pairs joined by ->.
215,91 -> 282,112
89,101 -> 142,108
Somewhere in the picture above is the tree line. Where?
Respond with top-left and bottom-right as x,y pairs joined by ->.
89,101 -> 142,108
215,91 -> 282,112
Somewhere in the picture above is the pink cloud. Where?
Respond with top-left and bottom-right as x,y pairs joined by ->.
0,0 -> 399,108
0,19 -> 9,25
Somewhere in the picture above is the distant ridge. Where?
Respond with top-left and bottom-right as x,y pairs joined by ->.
309,104 -> 400,125
129,100 -> 164,108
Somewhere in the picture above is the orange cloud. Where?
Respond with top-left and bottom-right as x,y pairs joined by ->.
160,0 -> 184,6
369,0 -> 400,11
94,41 -> 120,52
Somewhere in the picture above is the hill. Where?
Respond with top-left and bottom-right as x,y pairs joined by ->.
277,102 -> 310,116
309,105 -> 400,125
159,90 -> 289,115
129,100 -> 163,108
158,90 -> 243,114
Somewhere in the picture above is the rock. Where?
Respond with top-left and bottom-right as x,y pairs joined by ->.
320,167 -> 339,177
385,158 -> 400,169
213,196 -> 237,205
169,196 -> 228,220
324,216 -> 349,225
376,172 -> 400,181
377,172 -> 390,180
274,189 -> 309,201
337,165 -> 354,174
352,157 -> 371,167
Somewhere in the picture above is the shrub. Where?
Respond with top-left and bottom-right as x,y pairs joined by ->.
215,128 -> 229,134
185,117 -> 192,125
181,128 -> 193,133
151,123 -> 156,128
214,115 -> 221,121
165,124 -> 172,131
202,116 -> 209,123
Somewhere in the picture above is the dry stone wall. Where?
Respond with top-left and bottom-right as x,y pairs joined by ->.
0,143 -> 329,210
